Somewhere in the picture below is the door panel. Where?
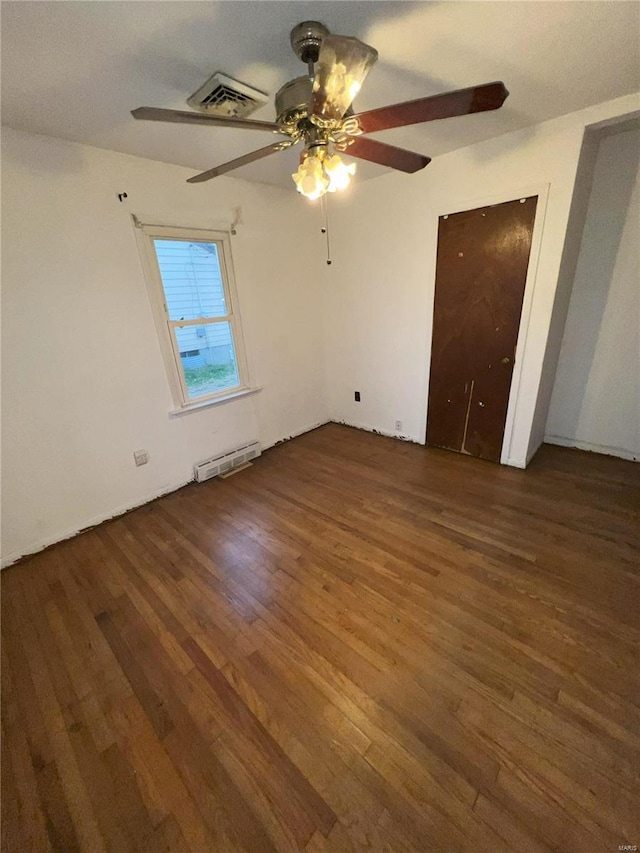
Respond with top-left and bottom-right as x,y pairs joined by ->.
426,196 -> 538,462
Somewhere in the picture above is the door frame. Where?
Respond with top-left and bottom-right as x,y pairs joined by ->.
421,183 -> 550,466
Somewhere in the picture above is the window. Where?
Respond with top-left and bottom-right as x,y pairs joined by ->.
137,224 -> 250,409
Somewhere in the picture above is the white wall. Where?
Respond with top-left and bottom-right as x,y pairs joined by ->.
526,130 -> 601,460
545,127 -> 640,460
324,94 -> 639,466
3,93 -> 639,565
1,128 -> 329,566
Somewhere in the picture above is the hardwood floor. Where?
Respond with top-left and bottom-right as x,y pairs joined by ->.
2,423 -> 639,852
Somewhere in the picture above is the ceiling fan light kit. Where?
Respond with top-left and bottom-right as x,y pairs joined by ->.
324,154 -> 357,191
131,20 -> 509,200
292,147 -> 357,200
292,152 -> 329,200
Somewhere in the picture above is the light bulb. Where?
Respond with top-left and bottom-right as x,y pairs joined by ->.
324,154 -> 356,192
292,154 -> 329,200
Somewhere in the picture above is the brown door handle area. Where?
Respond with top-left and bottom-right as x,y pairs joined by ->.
501,357 -> 511,365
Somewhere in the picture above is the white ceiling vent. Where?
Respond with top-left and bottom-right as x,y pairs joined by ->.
187,72 -> 268,118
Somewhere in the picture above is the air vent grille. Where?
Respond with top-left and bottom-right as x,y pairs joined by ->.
194,440 -> 262,482
187,72 -> 268,118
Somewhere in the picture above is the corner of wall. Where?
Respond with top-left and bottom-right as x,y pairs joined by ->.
526,130 -> 601,460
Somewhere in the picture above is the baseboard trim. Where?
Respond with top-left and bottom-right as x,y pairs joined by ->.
504,457 -> 527,469
0,476 -> 195,570
264,420 -> 331,450
512,437 -> 544,469
330,419 -> 422,444
544,435 -> 639,462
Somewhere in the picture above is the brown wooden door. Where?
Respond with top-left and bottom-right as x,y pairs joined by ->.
426,196 -> 538,462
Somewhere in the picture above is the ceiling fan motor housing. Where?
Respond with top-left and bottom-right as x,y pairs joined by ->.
290,21 -> 329,64
275,75 -> 314,126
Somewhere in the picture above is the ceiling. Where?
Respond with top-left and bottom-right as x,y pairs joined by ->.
2,1 -> 639,190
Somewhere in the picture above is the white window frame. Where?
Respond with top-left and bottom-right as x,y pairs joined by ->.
136,223 -> 252,412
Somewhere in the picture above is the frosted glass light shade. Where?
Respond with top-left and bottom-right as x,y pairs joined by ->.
325,155 -> 356,192
292,154 -> 330,200
309,35 -> 378,126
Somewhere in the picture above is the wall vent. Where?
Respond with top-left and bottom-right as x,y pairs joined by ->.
187,72 -> 268,118
194,440 -> 261,482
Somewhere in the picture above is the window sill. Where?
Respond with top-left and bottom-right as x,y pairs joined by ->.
169,386 -> 261,418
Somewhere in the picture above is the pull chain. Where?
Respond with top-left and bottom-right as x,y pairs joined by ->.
320,194 -> 332,265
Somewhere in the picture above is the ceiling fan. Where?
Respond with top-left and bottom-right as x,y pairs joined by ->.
132,21 -> 509,200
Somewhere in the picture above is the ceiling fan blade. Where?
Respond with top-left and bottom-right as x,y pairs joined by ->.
345,137 -> 431,173
351,81 -> 509,134
309,35 -> 378,125
131,107 -> 288,135
186,141 -> 294,184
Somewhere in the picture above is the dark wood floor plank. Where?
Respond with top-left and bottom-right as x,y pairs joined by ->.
96,609 -> 174,742
162,721 -> 281,853
472,792 -> 553,853
255,641 -> 370,760
35,761 -> 82,853
134,814 -> 190,853
2,425 -> 639,853
183,636 -> 338,840
6,574 -> 108,852
1,717 -> 46,853
1,646 -> 52,853
219,656 -> 337,793
104,692 -> 218,851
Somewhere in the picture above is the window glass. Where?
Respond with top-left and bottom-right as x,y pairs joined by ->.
143,228 -> 247,408
153,239 -> 228,321
174,322 -> 239,399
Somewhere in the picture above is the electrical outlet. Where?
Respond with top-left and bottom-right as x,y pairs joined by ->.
354,391 -> 361,402
395,420 -> 402,432
133,449 -> 149,467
